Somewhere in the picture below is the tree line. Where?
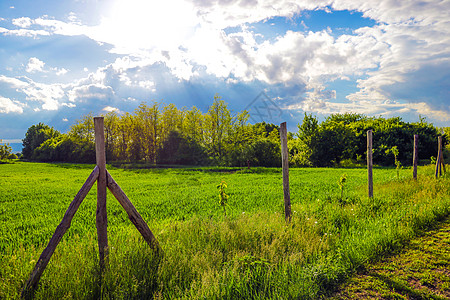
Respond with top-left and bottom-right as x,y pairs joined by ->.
21,95 -> 448,167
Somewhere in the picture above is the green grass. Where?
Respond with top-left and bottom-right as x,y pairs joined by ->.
0,161 -> 449,299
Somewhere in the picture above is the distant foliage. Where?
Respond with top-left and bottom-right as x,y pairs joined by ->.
157,130 -> 207,165
0,143 -> 16,161
291,113 -> 446,167
22,123 -> 60,160
21,99 -> 446,167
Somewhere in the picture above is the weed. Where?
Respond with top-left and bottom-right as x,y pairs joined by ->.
217,180 -> 229,216
338,174 -> 347,201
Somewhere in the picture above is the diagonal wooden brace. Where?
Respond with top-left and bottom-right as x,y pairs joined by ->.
22,166 -> 99,299
106,171 -> 160,252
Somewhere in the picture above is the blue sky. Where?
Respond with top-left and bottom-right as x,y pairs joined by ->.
0,0 -> 449,144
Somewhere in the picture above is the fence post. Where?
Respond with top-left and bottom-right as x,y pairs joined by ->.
435,136 -> 444,178
94,117 -> 108,269
413,134 -> 418,180
367,130 -> 373,198
439,136 -> 446,174
280,122 -> 291,222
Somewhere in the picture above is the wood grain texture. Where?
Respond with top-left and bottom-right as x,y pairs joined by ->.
367,130 -> 373,198
94,117 -> 108,269
280,122 -> 291,222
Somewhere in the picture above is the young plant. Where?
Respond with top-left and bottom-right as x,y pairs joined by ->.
217,180 -> 229,216
386,146 -> 402,179
338,173 -> 347,201
430,156 -> 437,165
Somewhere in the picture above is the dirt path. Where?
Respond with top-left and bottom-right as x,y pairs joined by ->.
332,217 -> 450,299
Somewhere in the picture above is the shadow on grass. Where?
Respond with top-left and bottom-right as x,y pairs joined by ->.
369,273 -> 445,300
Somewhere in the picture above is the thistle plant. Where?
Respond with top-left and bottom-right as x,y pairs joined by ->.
217,180 -> 229,216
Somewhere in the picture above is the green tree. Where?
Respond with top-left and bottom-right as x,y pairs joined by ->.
204,95 -> 233,164
157,130 -> 207,165
135,102 -> 161,163
68,113 -> 94,142
22,123 -> 61,159
246,138 -> 281,167
102,110 -> 119,161
0,143 -> 15,161
182,106 -> 204,145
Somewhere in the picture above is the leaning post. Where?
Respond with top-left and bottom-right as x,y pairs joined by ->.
94,117 -> 108,269
280,122 -> 291,222
413,134 -> 418,180
367,130 -> 373,198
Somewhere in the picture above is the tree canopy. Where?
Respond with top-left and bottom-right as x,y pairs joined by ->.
21,97 -> 447,167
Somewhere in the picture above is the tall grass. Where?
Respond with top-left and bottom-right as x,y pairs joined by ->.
0,163 -> 448,298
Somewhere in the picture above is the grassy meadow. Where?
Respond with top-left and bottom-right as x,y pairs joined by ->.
0,161 -> 449,299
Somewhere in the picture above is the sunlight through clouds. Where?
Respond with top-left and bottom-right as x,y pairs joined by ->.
93,0 -> 199,53
0,0 -> 449,139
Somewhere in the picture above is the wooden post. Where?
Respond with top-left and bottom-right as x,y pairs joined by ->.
22,167 -> 99,299
413,134 -> 418,180
22,117 -> 160,298
94,117 -> 108,269
435,136 -> 444,178
439,136 -> 446,174
280,122 -> 291,222
367,130 -> 373,198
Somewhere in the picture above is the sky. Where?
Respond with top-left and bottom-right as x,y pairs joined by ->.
0,0 -> 449,145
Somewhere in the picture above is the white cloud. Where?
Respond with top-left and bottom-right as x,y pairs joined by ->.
0,75 -> 68,111
25,58 -> 69,76
62,118 -> 68,122
26,57 -> 45,73
54,68 -> 68,76
102,106 -> 119,113
0,75 -> 29,88
0,0 -> 448,124
22,82 -> 65,110
68,83 -> 115,103
12,17 -> 33,28
0,96 -> 23,114
0,26 -> 51,38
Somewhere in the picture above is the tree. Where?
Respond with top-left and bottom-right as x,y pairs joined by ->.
22,123 -> 61,159
246,138 -> 281,167
135,102 -> 161,163
204,95 -> 233,163
102,111 -> 119,161
0,143 -> 16,161
68,113 -> 94,142
157,130 -> 207,165
182,106 -> 204,145
161,103 -> 184,144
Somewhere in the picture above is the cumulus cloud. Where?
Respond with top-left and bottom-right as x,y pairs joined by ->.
1,0 -> 449,124
26,57 -> 46,73
0,75 -> 69,111
12,17 -> 33,28
68,83 -> 115,103
0,96 -> 24,113
102,106 -> 119,113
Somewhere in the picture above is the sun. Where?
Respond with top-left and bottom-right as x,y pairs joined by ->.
95,0 -> 198,53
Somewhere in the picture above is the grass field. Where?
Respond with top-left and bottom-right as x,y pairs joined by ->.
0,161 -> 449,299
